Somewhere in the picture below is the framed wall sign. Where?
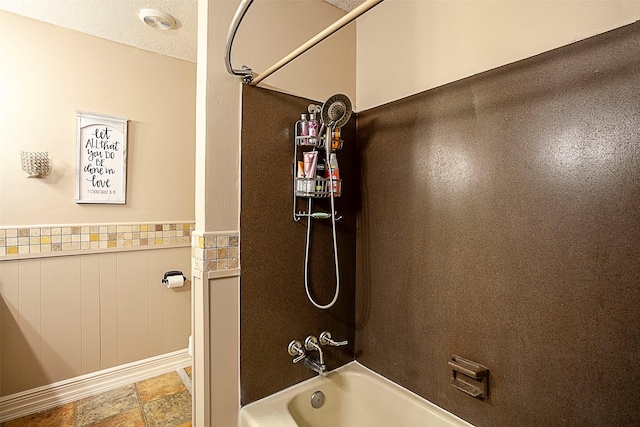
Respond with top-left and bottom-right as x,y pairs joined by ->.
76,111 -> 128,204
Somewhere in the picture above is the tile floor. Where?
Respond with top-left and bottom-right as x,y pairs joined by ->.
1,367 -> 192,427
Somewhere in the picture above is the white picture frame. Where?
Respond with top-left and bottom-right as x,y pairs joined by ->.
76,111 -> 128,204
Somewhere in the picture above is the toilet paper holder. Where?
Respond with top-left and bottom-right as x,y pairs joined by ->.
162,270 -> 186,286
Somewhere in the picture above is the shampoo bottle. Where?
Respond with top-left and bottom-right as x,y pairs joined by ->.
326,153 -> 340,195
308,113 -> 318,142
299,114 -> 308,137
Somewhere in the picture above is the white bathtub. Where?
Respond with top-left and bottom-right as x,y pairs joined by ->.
238,361 -> 474,427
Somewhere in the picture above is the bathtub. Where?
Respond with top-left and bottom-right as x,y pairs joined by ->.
238,361 -> 473,427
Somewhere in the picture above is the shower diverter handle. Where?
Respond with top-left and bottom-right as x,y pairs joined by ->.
319,331 -> 348,347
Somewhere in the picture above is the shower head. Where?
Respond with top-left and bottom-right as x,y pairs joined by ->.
321,94 -> 352,129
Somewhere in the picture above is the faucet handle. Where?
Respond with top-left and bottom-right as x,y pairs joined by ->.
319,331 -> 348,347
304,335 -> 320,351
288,340 -> 305,363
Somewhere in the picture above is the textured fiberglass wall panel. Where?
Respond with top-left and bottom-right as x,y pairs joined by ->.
356,22 -> 640,427
240,86 -> 358,405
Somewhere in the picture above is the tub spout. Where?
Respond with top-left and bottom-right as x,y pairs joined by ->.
303,355 -> 327,376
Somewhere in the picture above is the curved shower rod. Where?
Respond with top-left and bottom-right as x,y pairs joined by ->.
224,0 -> 256,83
225,0 -> 384,85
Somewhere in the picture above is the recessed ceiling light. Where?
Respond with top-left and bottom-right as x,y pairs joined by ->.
138,9 -> 176,30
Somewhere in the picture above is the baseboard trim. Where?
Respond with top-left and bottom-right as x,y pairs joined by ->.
0,349 -> 191,423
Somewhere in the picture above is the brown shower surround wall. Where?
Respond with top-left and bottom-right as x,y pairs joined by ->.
240,86 -> 357,405
240,22 -> 640,425
356,22 -> 640,426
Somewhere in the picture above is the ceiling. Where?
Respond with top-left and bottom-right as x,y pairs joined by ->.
0,0 -> 364,63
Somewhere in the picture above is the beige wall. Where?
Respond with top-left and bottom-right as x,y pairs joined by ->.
0,11 -> 195,226
0,247 -> 191,397
195,0 -> 355,231
0,11 -> 195,398
356,0 -> 640,110
234,0 -> 357,105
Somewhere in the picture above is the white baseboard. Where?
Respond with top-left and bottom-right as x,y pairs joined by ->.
0,349 -> 191,423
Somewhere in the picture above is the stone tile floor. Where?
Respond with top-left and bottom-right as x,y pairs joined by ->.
1,367 -> 192,427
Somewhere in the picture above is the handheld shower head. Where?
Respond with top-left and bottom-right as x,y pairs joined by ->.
321,94 -> 352,129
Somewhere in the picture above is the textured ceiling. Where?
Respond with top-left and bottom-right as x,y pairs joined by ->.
0,0 -> 199,62
0,0 -> 364,63
327,0 -> 364,13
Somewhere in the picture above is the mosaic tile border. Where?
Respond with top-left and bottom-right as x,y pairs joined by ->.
191,231 -> 239,273
0,222 -> 194,258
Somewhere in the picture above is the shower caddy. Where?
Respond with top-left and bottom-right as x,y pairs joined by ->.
292,117 -> 343,221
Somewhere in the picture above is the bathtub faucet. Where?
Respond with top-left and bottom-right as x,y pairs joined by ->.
304,335 -> 327,375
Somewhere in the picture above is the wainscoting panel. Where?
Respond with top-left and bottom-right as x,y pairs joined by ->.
0,247 -> 191,397
99,253 -> 119,371
41,256 -> 83,386
81,255 -> 101,375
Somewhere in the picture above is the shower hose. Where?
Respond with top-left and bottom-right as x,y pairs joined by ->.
303,129 -> 340,310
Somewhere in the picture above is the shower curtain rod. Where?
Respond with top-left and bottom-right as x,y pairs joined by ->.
225,0 -> 385,85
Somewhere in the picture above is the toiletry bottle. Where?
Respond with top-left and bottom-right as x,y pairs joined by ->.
326,153 -> 340,195
299,114 -> 308,138
316,160 -> 325,178
303,151 -> 318,194
296,161 -> 304,194
331,127 -> 341,150
296,114 -> 308,146
315,160 -> 325,193
308,113 -> 318,144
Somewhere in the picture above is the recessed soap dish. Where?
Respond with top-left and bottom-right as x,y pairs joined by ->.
448,355 -> 489,399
